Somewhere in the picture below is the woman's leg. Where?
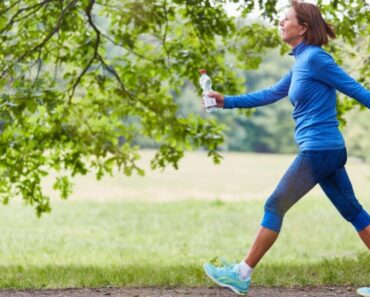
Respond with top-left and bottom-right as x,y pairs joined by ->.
319,165 -> 370,249
203,149 -> 354,295
243,149 -> 366,267
358,225 -> 370,249
245,227 -> 279,267
244,151 -> 322,267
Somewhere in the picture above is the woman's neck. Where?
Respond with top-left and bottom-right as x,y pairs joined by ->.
289,37 -> 304,48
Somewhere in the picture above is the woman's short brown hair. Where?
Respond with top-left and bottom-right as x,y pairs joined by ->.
291,0 -> 336,46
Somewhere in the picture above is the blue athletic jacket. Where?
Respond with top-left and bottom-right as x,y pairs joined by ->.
224,42 -> 370,151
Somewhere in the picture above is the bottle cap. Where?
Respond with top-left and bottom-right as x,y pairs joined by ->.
199,69 -> 207,74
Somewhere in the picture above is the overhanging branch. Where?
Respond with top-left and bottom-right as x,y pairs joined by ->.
0,0 -> 54,34
1,0 -> 78,78
68,0 -> 133,102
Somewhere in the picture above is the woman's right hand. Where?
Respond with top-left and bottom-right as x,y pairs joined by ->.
206,91 -> 225,108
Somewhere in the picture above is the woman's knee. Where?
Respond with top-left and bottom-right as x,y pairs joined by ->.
348,209 -> 370,232
264,192 -> 289,217
261,210 -> 284,233
262,195 -> 287,233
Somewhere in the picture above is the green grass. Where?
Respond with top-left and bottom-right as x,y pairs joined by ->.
0,198 -> 369,289
43,150 -> 370,202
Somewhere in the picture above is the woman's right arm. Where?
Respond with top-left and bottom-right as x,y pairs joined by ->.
210,71 -> 292,109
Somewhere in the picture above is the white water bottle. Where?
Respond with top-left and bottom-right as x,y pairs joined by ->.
199,69 -> 217,112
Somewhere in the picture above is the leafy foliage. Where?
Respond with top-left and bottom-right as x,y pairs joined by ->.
0,0 -> 368,214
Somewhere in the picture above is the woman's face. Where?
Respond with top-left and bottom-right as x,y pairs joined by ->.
279,7 -> 306,47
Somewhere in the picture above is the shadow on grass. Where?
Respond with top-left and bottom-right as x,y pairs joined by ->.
0,253 -> 368,289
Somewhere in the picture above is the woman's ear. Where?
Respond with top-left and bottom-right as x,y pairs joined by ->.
299,23 -> 308,36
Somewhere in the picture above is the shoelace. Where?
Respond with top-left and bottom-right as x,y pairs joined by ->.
216,264 -> 234,271
217,256 -> 237,267
210,256 -> 240,277
214,261 -> 240,278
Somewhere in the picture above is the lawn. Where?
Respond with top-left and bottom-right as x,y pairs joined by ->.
0,151 -> 369,289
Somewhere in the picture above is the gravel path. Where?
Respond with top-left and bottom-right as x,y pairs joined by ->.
0,286 -> 360,297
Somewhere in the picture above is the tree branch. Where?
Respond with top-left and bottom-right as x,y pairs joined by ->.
68,41 -> 100,102
25,0 -> 78,58
69,0 -> 133,102
161,0 -> 171,68
96,53 -> 133,98
99,30 -> 158,64
0,0 -> 22,16
32,49 -> 43,87
94,2 -> 163,64
54,35 -> 62,83
68,0 -> 100,102
0,0 -> 54,34
1,0 -> 77,78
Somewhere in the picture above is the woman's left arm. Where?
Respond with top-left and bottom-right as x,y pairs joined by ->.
310,50 -> 370,108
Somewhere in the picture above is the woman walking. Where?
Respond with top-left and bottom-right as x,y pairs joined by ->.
203,0 -> 370,295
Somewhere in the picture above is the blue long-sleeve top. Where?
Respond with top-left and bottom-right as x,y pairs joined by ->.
224,42 -> 370,151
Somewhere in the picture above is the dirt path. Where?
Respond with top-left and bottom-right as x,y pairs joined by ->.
0,286 -> 360,297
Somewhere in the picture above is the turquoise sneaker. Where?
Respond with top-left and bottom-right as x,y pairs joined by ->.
357,287 -> 370,297
203,262 -> 250,295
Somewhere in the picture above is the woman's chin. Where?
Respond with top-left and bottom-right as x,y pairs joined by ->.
280,36 -> 288,43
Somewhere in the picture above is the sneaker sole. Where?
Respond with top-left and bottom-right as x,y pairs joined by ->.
357,288 -> 370,297
203,264 -> 247,295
